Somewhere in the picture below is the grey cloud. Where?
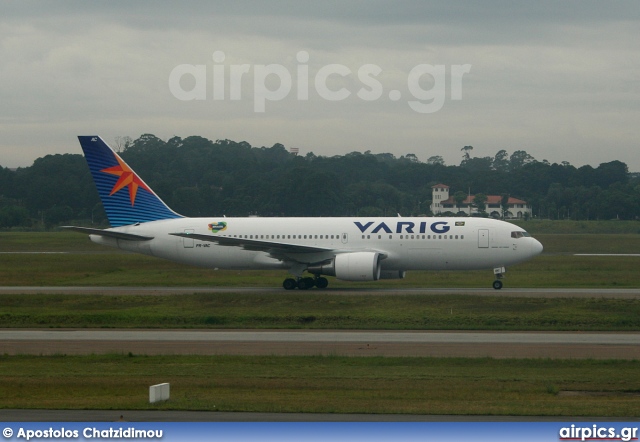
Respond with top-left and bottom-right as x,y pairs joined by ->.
1,1 -> 639,170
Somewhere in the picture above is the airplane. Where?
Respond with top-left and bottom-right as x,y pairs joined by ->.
64,136 -> 543,290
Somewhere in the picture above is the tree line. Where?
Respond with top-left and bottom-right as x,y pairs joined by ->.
1,134 -> 638,228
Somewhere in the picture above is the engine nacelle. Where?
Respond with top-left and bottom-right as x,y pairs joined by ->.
308,252 -> 382,281
335,252 -> 382,281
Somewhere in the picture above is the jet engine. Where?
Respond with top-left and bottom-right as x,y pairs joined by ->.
308,252 -> 382,281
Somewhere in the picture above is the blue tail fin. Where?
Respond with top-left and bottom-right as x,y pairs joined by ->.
78,136 -> 183,227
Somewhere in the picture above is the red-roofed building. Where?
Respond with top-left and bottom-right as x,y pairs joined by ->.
430,184 -> 532,219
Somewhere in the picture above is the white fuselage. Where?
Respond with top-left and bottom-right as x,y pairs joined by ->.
90,217 -> 543,273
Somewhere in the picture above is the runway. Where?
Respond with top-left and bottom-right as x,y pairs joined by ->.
2,286 -> 640,298
2,329 -> 639,359
2,286 -> 638,358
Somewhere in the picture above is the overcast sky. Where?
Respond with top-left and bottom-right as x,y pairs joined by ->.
1,1 -> 639,170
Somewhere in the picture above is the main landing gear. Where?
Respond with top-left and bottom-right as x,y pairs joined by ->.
492,266 -> 505,290
283,276 -> 329,290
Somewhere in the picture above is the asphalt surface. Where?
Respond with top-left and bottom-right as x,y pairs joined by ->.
2,286 -> 640,297
2,329 -> 639,359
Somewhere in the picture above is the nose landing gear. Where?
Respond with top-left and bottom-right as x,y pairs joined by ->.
493,266 -> 506,290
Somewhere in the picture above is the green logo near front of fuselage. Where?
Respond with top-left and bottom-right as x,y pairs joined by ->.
208,222 -> 227,233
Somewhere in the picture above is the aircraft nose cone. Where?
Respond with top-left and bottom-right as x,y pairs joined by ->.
531,238 -> 543,256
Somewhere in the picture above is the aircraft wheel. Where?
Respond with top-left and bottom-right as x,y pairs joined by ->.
492,280 -> 503,290
283,278 -> 297,290
315,277 -> 329,289
297,277 -> 315,290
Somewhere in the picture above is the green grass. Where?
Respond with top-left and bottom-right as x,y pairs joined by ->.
1,293 -> 639,330
510,219 -> 640,234
2,252 -> 639,287
536,234 -> 640,254
1,354 -> 638,416
0,231 -> 104,252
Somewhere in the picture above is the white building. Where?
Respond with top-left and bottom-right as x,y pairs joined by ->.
430,184 -> 532,219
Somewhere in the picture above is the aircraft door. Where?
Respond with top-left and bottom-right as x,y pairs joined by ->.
478,229 -> 489,248
183,229 -> 194,248
341,233 -> 348,244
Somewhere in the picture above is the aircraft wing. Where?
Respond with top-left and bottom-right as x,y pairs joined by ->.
168,232 -> 333,254
62,226 -> 154,241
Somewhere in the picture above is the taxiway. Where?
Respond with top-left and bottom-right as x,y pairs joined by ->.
2,329 -> 638,359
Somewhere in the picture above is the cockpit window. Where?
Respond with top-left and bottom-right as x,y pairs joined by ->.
511,231 -> 531,238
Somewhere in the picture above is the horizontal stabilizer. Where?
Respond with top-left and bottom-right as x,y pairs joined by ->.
62,226 -> 154,241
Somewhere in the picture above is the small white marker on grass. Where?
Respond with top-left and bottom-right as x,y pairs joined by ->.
149,383 -> 170,403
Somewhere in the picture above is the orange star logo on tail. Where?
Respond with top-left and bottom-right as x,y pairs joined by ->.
101,155 -> 152,206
